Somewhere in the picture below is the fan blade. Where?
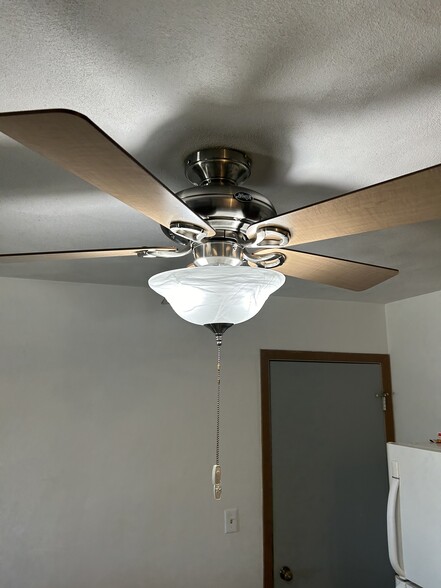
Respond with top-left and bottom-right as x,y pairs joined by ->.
0,109 -> 215,236
247,164 -> 441,246
0,247 -> 175,263
255,249 -> 398,291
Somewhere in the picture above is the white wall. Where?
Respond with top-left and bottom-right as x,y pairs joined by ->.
0,277 -> 388,588
386,290 -> 441,443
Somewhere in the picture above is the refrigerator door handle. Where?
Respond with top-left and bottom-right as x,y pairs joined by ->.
387,476 -> 406,579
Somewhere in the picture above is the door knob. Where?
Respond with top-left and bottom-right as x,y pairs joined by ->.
279,566 -> 293,582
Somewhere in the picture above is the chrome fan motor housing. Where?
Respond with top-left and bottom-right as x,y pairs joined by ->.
162,147 -> 276,241
176,183 -> 276,237
161,147 -> 287,270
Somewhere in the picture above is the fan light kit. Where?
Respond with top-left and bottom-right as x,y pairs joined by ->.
148,266 -> 285,326
1,109 -> 441,498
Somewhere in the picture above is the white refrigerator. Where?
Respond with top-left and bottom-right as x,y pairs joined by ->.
387,442 -> 441,588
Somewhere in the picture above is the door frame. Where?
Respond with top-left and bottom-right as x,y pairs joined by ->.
260,350 -> 395,588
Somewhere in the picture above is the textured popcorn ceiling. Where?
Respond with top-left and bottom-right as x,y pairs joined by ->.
0,0 -> 440,302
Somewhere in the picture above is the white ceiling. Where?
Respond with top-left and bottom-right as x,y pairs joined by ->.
0,0 -> 440,302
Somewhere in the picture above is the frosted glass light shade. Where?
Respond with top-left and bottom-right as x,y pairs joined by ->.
148,265 -> 285,326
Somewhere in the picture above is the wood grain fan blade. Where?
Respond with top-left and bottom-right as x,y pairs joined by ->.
0,109 -> 215,236
247,164 -> 441,246
256,249 -> 398,290
0,247 -> 154,263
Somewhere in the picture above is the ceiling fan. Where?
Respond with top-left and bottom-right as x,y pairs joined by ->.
1,108 -> 440,500
0,108 -> 440,316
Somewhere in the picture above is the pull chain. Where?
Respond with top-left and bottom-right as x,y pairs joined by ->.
212,333 -> 222,500
205,323 -> 232,501
216,341 -> 221,466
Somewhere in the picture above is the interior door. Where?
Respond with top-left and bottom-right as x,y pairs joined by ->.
261,351 -> 395,588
